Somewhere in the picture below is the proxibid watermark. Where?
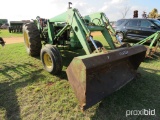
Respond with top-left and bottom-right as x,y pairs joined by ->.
126,109 -> 156,117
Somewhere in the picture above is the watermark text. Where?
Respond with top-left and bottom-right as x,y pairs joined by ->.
126,109 -> 156,117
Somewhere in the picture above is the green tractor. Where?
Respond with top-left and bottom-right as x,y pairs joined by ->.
23,4 -> 147,110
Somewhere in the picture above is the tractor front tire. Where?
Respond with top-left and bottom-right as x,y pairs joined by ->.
23,23 -> 42,56
40,45 -> 62,75
91,40 -> 103,51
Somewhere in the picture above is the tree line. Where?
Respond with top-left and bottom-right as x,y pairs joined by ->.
148,8 -> 160,18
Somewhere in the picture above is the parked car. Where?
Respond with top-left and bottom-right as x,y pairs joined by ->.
114,18 -> 160,42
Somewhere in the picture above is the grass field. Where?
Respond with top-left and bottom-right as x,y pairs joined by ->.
0,36 -> 160,119
0,29 -> 23,38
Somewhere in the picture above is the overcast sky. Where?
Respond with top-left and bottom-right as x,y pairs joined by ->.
0,0 -> 159,22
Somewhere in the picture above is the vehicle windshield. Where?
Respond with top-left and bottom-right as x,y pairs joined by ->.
151,19 -> 160,27
115,19 -> 125,26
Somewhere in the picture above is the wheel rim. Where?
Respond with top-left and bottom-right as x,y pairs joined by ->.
117,33 -> 123,41
44,53 -> 53,69
24,31 -> 30,48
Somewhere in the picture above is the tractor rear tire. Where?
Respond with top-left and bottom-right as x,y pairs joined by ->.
40,45 -> 62,75
23,23 -> 42,56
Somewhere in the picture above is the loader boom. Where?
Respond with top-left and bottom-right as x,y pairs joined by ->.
46,8 -> 117,55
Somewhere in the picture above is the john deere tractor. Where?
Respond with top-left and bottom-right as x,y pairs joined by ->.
23,3 -> 147,110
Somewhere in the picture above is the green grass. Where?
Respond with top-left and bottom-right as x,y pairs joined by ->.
0,29 -> 23,38
0,41 -> 160,119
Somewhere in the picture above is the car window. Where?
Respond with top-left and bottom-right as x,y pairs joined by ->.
140,20 -> 152,28
125,20 -> 139,27
115,19 -> 125,26
151,19 -> 160,27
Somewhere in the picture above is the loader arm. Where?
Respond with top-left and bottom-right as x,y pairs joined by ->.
84,12 -> 119,47
47,9 -> 119,54
66,9 -> 92,54
48,8 -> 92,54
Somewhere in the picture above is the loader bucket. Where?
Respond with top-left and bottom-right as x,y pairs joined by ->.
66,45 -> 147,110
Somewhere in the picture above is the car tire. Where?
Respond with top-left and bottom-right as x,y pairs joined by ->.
117,32 -> 124,41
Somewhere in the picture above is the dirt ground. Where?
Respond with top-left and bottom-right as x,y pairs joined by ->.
91,31 -> 102,36
3,37 -> 24,44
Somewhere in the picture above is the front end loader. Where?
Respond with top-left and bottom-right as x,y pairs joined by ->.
23,4 -> 147,110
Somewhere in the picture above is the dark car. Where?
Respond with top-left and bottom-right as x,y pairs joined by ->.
114,18 -> 160,42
